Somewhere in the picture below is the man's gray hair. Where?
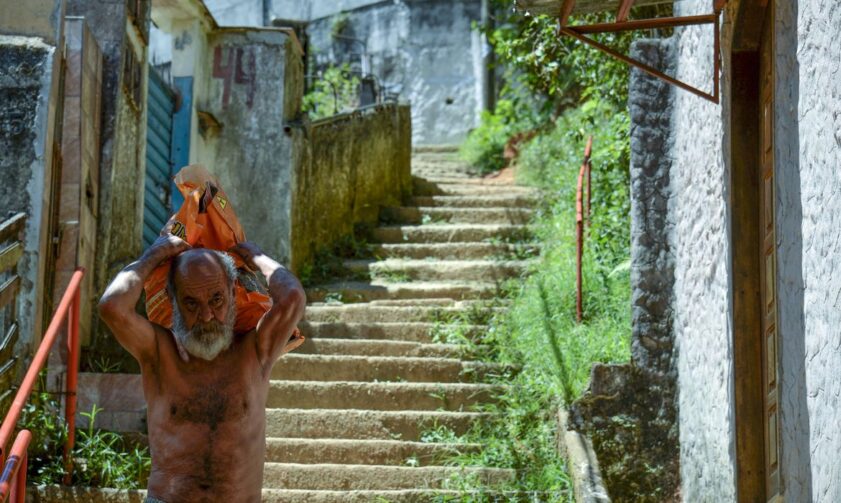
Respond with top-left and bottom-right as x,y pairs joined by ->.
166,249 -> 237,297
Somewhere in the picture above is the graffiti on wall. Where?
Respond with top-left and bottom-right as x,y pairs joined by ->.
212,46 -> 257,109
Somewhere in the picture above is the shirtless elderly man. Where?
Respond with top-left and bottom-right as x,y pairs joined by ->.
98,235 -> 305,503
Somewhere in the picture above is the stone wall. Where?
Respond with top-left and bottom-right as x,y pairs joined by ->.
290,103 -> 412,273
569,39 -> 680,502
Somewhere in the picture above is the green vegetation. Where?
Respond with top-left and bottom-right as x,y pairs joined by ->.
303,64 -> 360,120
427,101 -> 632,500
428,2 -> 646,500
18,389 -> 150,489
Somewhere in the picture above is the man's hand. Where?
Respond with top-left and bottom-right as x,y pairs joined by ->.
99,234 -> 191,363
228,242 -> 263,272
230,241 -> 306,371
148,234 -> 192,263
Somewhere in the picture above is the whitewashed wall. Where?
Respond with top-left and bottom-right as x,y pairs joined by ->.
668,0 -> 841,500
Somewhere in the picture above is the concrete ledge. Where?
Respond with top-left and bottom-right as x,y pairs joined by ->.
558,409 -> 610,502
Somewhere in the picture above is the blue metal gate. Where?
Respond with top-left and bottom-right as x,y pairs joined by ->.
144,67 -> 175,248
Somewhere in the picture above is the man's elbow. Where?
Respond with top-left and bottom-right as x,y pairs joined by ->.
97,295 -> 125,325
281,286 -> 306,321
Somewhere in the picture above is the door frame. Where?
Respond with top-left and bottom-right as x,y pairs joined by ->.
729,0 -> 778,501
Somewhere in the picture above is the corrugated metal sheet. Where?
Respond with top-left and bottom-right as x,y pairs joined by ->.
144,67 -> 175,248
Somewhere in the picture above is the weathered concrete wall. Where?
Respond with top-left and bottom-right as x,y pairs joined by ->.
201,28 -> 302,265
0,0 -> 64,45
306,0 -> 488,145
157,5 -> 409,277
0,34 -> 57,366
271,0 -> 386,22
66,1 -> 150,360
290,103 -> 412,273
776,0 -> 841,499
203,0 -> 264,26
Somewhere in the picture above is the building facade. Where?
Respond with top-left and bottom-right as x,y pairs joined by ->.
198,0 -> 494,146
643,0 -> 840,500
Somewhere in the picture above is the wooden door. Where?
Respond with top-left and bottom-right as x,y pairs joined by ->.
759,4 -> 782,500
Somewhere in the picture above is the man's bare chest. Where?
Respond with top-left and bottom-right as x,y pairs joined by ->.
145,342 -> 267,432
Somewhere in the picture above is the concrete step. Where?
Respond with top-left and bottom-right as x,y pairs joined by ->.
262,463 -> 515,490
431,184 -> 535,196
30,487 -> 529,503
411,194 -> 539,208
370,242 -> 539,260
412,170 -> 475,180
266,381 -> 498,411
261,463 -> 515,491
272,354 -> 496,383
344,258 -> 530,282
381,206 -> 533,225
412,160 -> 477,172
306,280 -> 500,303
371,224 -> 531,244
369,297 -> 458,306
412,144 -> 459,154
266,408 -> 488,440
297,321 -> 485,343
295,338 -> 463,358
265,437 -> 480,465
304,303 -> 500,324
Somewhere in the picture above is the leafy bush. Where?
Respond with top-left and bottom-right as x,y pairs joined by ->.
459,98 -> 542,174
18,392 -> 150,489
518,99 -> 631,276
303,64 -> 360,120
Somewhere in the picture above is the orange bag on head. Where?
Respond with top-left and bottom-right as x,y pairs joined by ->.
143,165 -> 303,354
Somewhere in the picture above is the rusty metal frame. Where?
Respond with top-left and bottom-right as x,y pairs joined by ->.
557,2 -> 724,103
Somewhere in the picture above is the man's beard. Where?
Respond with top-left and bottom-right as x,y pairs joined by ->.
171,299 -> 236,361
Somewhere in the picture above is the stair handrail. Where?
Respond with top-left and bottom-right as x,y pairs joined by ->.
0,268 -> 85,500
0,430 -> 30,503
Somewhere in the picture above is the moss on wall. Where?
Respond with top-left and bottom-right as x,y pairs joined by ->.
290,103 -> 411,274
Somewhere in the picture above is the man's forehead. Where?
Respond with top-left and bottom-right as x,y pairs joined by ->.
173,252 -> 228,291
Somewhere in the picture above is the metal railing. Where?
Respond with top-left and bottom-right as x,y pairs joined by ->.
575,137 -> 593,323
0,269 -> 85,501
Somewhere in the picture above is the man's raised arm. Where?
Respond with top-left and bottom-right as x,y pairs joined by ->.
98,235 -> 190,362
229,242 -> 306,368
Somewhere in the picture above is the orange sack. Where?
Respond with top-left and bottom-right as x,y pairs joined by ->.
143,165 -> 303,354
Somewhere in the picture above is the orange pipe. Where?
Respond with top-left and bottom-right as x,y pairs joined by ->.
0,429 -> 31,502
0,269 -> 84,482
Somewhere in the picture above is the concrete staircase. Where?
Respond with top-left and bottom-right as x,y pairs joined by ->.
31,146 -> 539,502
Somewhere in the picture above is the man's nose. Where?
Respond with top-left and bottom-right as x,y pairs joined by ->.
199,304 -> 214,323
